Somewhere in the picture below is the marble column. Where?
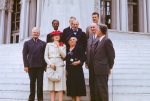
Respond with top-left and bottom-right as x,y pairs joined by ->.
0,0 -> 6,44
36,0 -> 42,28
120,0 -> 128,32
19,0 -> 27,42
143,0 -> 147,33
111,0 -> 120,31
147,0 -> 150,33
138,0 -> 147,33
28,0 -> 36,36
25,0 -> 30,38
6,0 -> 14,44
94,0 -> 101,23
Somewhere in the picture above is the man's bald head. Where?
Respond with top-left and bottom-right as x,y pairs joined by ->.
90,23 -> 98,34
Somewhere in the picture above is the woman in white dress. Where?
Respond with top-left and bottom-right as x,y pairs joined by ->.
44,30 -> 66,101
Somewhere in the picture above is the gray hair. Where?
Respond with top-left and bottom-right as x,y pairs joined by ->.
98,24 -> 108,35
70,16 -> 76,20
32,27 -> 40,33
72,20 -> 79,24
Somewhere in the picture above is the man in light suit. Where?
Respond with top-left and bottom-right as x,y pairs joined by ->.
86,12 -> 100,39
23,27 -> 46,101
86,23 -> 99,101
92,24 -> 115,101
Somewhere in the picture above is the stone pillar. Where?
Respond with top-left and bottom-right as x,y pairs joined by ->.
111,0 -> 120,31
147,0 -> 150,33
0,0 -> 6,44
36,0 -> 42,28
25,0 -> 30,38
19,0 -> 27,42
94,0 -> 101,14
6,0 -> 14,44
138,0 -> 147,33
120,0 -> 128,32
143,0 -> 147,33
94,0 -> 101,23
28,0 -> 36,36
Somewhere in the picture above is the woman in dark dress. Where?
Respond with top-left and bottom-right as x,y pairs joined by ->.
66,35 -> 86,101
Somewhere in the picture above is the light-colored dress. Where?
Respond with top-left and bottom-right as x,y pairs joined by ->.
44,42 -> 66,91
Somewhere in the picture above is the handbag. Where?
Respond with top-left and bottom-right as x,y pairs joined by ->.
46,67 -> 61,82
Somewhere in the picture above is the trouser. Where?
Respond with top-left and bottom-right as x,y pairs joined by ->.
95,75 -> 108,101
89,66 -> 96,101
28,67 -> 44,101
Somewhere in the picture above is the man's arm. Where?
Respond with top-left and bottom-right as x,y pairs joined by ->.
23,41 -> 29,72
105,39 -> 115,69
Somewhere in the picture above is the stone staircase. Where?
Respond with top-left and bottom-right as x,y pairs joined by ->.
0,33 -> 150,101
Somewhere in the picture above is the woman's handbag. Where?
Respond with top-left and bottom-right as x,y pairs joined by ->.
46,67 -> 61,82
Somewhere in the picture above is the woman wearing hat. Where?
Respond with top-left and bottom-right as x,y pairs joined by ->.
44,30 -> 66,101
66,34 -> 86,101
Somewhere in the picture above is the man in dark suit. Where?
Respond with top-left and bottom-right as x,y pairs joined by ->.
68,20 -> 87,52
86,23 -> 99,101
46,19 -> 60,43
92,24 -> 115,101
23,27 -> 46,101
62,16 -> 76,45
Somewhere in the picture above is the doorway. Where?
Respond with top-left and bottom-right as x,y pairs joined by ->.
100,0 -> 111,29
128,0 -> 138,32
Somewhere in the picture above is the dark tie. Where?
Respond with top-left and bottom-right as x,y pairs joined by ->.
94,40 -> 99,52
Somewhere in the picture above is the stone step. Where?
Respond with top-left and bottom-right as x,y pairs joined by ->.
1,93 -> 150,101
0,83 -> 149,95
0,84 -> 113,94
112,79 -> 150,86
0,91 -> 92,101
0,64 -> 23,68
112,73 -> 150,79
113,68 -> 150,73
114,64 -> 150,68
112,94 -> 150,101
115,61 -> 150,64
0,67 -> 149,74
0,78 -> 149,87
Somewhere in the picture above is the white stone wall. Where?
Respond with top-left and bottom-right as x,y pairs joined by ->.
40,0 -> 94,34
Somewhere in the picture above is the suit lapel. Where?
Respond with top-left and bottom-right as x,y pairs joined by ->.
94,37 -> 106,52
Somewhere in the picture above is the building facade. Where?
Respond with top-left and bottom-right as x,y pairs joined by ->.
0,0 -> 150,44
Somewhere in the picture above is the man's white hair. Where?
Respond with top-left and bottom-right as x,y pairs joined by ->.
90,23 -> 98,27
32,27 -> 40,33
72,20 -> 79,24
69,37 -> 78,42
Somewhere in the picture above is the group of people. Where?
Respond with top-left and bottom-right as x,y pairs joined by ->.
23,12 -> 115,101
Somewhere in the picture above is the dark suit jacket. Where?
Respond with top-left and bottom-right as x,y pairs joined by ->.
70,29 -> 87,52
62,27 -> 72,44
23,38 -> 46,68
46,34 -> 53,43
62,27 -> 82,45
92,37 -> 115,75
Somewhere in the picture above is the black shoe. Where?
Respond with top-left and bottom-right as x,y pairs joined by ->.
28,100 -> 34,101
38,100 -> 43,101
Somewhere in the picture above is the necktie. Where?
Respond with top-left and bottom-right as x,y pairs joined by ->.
94,40 -> 99,52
